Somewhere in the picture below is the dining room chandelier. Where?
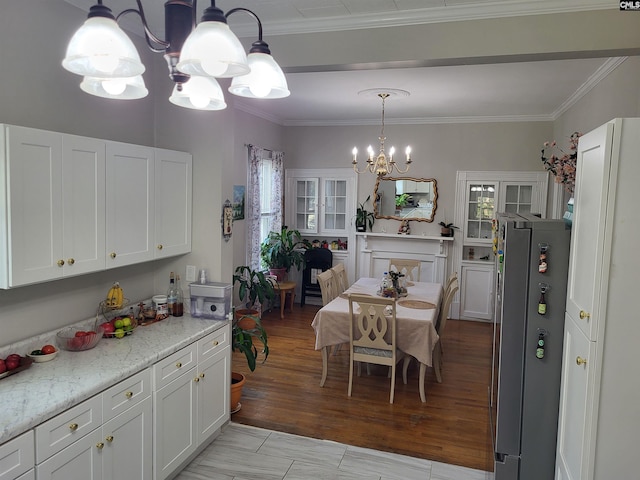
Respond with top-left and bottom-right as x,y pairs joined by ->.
62,0 -> 290,110
351,90 -> 412,176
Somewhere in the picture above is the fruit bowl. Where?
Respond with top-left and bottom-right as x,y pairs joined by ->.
27,350 -> 58,363
56,326 -> 104,351
97,315 -> 138,339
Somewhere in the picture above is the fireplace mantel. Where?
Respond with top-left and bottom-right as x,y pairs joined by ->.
355,232 -> 454,284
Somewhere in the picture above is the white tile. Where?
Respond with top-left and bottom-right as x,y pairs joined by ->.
340,445 -> 431,480
197,444 -> 294,480
430,461 -> 492,480
213,423 -> 271,452
284,460 -> 381,480
258,430 -> 348,467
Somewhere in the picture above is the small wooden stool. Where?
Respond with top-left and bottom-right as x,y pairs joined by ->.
274,281 -> 296,319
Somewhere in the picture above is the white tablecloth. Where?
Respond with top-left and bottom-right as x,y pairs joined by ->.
311,277 -> 442,366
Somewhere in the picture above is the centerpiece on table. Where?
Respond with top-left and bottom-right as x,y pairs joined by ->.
379,271 -> 408,298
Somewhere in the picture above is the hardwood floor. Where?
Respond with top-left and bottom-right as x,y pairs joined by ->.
231,303 -> 494,473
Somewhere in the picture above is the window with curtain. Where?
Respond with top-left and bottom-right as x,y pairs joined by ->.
247,145 -> 283,271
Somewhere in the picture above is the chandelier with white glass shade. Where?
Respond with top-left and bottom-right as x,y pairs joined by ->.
351,89 -> 412,176
62,0 -> 290,110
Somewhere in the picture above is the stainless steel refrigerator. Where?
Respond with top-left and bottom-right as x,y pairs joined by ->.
490,213 -> 570,480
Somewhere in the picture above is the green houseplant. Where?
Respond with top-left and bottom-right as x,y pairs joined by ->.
233,265 -> 276,311
260,226 -> 306,281
355,195 -> 375,232
439,221 -> 458,237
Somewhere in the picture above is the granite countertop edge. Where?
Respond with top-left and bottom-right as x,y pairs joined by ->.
0,314 -> 228,445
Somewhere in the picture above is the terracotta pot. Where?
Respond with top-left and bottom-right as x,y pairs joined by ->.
234,308 -> 260,330
230,371 -> 246,413
269,267 -> 287,282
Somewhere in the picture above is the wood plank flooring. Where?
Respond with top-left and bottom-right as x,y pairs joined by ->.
230,303 -> 494,472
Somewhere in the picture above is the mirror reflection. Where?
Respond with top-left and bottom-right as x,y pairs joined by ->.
374,177 -> 438,222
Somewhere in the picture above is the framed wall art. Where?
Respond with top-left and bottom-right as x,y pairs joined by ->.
232,185 -> 245,220
222,199 -> 233,242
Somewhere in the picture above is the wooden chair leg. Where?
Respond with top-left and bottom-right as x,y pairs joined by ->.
320,346 -> 329,387
348,353 -> 354,397
433,345 -> 443,384
402,356 -> 411,384
389,363 -> 396,404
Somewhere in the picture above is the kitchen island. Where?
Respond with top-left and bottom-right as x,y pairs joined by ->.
0,313 -> 230,480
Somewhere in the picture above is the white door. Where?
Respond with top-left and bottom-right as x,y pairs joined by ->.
6,126 -> 63,286
102,398 -> 152,480
555,314 -> 597,480
565,123 -> 613,341
460,263 -> 494,320
154,149 -> 192,258
62,135 -> 106,276
105,142 -> 155,268
36,428 -> 103,480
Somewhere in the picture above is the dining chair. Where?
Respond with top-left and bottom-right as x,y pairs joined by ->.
388,258 -> 421,281
331,263 -> 349,294
432,278 -> 459,383
317,269 -> 338,305
301,248 -> 333,307
348,294 -> 405,404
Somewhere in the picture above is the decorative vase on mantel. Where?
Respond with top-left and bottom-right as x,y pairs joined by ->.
563,197 -> 574,227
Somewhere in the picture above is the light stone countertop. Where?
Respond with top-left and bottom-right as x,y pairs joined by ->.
0,314 -> 227,445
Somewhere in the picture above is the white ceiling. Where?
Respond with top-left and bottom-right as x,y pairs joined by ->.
64,0 -> 620,126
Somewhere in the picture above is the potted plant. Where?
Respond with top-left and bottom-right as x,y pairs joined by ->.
355,195 -> 375,232
231,310 -> 269,413
395,193 -> 412,211
260,226 -> 306,281
233,265 -> 276,328
439,221 -> 458,237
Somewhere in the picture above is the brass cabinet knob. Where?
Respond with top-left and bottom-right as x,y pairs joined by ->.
576,356 -> 587,366
194,377 -> 200,383
106,435 -> 114,443
157,244 -> 163,250
199,373 -> 205,378
213,340 -> 219,346
579,310 -> 591,320
68,258 -> 75,265
57,259 -> 65,267
176,362 -> 182,368
125,391 -> 133,399
69,423 -> 78,431
110,252 -> 117,259
96,442 -> 104,450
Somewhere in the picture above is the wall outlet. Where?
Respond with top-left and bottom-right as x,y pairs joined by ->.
186,265 -> 197,282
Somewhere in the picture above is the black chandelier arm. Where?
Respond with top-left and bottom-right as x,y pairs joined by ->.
116,2 -> 169,53
225,7 -> 272,55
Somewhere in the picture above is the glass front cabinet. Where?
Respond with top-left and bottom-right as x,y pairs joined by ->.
454,171 -> 549,320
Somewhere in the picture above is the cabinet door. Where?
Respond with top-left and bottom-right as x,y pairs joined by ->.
555,314 -> 597,480
565,123 -> 613,341
499,183 -> 534,214
460,263 -> 494,320
102,397 -> 152,480
36,428 -> 103,480
5,126 -> 63,286
0,430 -> 34,480
154,149 -> 192,258
105,142 -> 155,268
154,368 -> 197,480
464,182 -> 497,243
62,135 -> 106,276
290,178 -> 318,234
320,178 -> 348,233
196,345 -> 230,444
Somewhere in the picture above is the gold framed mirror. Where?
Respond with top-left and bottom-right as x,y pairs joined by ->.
373,177 -> 438,222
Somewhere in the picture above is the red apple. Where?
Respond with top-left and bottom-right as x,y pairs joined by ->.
5,358 -> 20,370
101,322 -> 115,335
6,353 -> 20,362
0,359 -> 6,374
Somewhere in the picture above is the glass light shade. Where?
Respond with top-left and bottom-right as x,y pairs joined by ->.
228,52 -> 290,99
176,22 -> 249,78
169,76 -> 227,110
80,75 -> 148,99
63,17 -> 144,78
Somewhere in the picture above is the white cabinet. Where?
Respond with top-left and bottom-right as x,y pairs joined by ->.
453,171 -> 548,320
0,126 -> 105,288
460,262 -> 494,320
0,430 -> 34,480
105,142 -> 155,268
555,119 -> 640,480
153,327 -> 230,480
154,149 -> 192,259
36,369 -> 152,480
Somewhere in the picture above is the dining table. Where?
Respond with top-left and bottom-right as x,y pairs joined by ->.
312,277 -> 443,402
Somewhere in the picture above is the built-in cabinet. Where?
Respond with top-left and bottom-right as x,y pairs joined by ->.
0,124 -> 192,289
453,171 -> 548,320
285,169 -> 357,296
555,119 -> 640,480
0,430 -> 34,480
154,328 -> 230,480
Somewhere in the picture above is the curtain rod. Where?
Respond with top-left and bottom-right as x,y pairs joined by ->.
245,143 -> 274,153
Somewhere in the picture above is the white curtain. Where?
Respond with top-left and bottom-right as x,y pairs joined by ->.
247,145 -> 283,271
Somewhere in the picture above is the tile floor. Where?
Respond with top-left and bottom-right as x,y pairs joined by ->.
175,422 -> 493,480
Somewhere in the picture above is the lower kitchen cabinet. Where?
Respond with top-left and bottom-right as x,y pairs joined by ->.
460,262 -> 494,320
36,428 -> 104,480
0,430 -> 34,480
154,326 -> 230,480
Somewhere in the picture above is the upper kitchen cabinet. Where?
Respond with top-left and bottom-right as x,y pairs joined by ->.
154,149 -> 192,259
0,125 -> 105,288
106,142 -> 155,268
